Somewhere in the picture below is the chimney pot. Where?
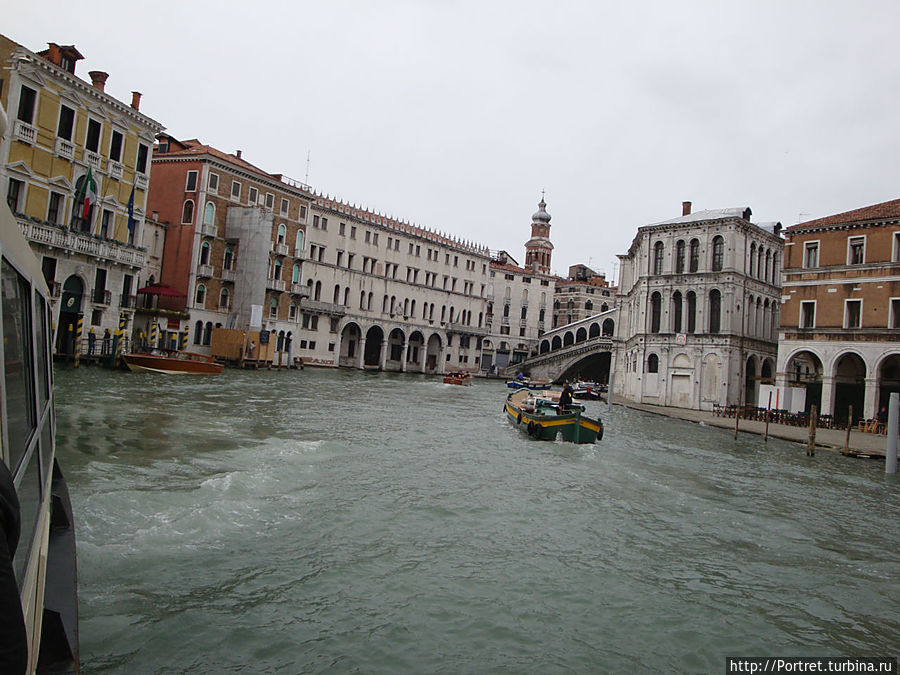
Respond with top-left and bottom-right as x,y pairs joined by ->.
682,201 -> 692,216
130,91 -> 142,111
236,150 -> 242,159
89,71 -> 108,92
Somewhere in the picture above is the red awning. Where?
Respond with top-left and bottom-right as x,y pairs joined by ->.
136,282 -> 186,297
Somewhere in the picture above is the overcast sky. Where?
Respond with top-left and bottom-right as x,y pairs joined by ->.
12,1 -> 900,281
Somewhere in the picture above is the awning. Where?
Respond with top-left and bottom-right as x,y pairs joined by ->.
136,282 -> 186,297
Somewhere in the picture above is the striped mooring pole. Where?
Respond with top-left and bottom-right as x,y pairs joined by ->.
149,318 -> 158,351
114,313 -> 127,368
73,313 -> 84,368
179,329 -> 187,351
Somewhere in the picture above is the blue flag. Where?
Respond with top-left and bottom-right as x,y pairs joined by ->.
127,183 -> 136,234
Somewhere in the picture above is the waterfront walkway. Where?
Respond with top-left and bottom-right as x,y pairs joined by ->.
612,397 -> 892,459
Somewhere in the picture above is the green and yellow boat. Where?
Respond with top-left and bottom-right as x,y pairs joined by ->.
504,388 -> 604,443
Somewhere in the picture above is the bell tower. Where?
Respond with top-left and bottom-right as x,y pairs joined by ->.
524,195 -> 554,274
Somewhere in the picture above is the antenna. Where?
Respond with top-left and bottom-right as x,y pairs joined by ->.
798,212 -> 810,223
305,150 -> 311,185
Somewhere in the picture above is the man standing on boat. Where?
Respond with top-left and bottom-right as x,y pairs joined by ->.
558,382 -> 574,414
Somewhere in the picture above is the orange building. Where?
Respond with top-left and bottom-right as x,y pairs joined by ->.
776,198 -> 900,423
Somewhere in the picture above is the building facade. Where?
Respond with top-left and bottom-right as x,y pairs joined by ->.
775,198 -> 900,422
0,35 -> 164,354
148,135 -> 314,350
552,264 -> 616,329
615,203 -> 783,410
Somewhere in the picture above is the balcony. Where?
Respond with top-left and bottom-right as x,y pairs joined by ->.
18,218 -> 147,268
201,222 -> 218,238
446,322 -> 489,336
197,264 -> 214,278
120,293 -> 137,308
272,241 -> 289,256
294,247 -> 305,259
108,161 -> 124,180
221,268 -> 236,282
290,283 -> 308,297
84,150 -> 102,169
135,173 -> 149,190
301,299 -> 346,316
92,289 -> 112,306
13,120 -> 36,145
55,138 -> 75,160
267,278 -> 286,292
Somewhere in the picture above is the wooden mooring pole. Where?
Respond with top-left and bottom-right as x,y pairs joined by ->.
843,405 -> 853,455
764,391 -> 772,442
807,404 -> 818,456
734,394 -> 742,440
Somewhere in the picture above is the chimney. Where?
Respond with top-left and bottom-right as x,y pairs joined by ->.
236,150 -> 242,159
682,201 -> 692,216
130,91 -> 142,111
89,71 -> 108,92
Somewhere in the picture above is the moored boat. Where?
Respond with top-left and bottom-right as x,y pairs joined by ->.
124,349 -> 224,374
504,388 -> 604,443
443,371 -> 472,385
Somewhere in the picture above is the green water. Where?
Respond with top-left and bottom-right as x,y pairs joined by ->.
54,367 -> 900,673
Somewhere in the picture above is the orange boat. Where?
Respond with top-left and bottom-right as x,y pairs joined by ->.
443,371 -> 472,386
123,350 -> 223,374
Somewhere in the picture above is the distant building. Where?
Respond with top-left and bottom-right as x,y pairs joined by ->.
775,198 -> 900,422
552,264 -> 616,329
148,135 -> 314,351
0,34 -> 164,353
615,202 -> 783,410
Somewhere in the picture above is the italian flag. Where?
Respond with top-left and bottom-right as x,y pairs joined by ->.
80,168 -> 97,219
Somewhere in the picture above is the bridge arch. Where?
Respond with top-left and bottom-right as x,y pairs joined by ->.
551,335 -> 562,350
589,323 -> 600,338
540,339 -> 551,354
563,331 -> 574,347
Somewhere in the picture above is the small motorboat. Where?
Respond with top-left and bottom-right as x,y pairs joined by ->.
443,371 -> 472,385
123,349 -> 223,374
572,380 -> 603,400
504,388 -> 603,443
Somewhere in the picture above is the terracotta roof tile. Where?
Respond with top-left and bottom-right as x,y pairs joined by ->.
787,198 -> 900,230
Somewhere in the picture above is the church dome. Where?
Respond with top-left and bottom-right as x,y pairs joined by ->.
532,197 -> 551,224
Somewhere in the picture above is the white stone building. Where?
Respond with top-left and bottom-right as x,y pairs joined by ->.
615,203 -> 783,410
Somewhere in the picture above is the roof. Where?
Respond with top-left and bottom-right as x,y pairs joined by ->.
787,198 -> 900,230
651,207 -> 752,226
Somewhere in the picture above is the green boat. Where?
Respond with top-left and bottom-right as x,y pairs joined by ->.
504,388 -> 604,443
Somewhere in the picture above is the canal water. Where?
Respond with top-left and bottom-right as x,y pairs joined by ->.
55,367 -> 899,674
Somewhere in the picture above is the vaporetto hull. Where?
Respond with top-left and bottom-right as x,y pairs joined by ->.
505,389 -> 604,443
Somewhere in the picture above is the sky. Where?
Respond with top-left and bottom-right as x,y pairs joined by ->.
11,1 -> 900,282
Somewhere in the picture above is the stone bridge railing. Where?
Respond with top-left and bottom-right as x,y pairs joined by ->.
504,336 -> 614,378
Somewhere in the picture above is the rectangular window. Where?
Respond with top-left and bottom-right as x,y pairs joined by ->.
803,241 -> 819,268
313,215 -> 319,228
299,205 -> 307,220
85,119 -> 101,152
57,105 -> 75,141
6,178 -> 23,212
350,226 -> 356,239
17,85 -> 36,123
136,144 -> 149,173
185,171 -> 198,191
231,180 -> 241,200
281,198 -> 289,215
800,301 -> 816,329
340,222 -> 346,236
844,299 -> 862,328
891,298 -> 900,329
248,187 -> 258,204
265,193 -> 275,209
848,236 -> 865,265
47,192 -> 64,224
365,231 -> 371,243
208,172 -> 219,192
321,217 -> 328,231
372,233 -> 378,245
100,209 -> 113,238
109,130 -> 123,162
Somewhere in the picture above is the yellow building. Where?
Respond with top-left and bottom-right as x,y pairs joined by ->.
0,34 -> 164,355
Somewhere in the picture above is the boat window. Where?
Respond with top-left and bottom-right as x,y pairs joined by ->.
2,257 -> 37,473
34,291 -> 50,412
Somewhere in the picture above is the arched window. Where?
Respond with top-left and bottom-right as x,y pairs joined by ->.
314,281 -> 321,301
772,253 -> 779,285
711,236 -> 724,271
653,241 -> 664,275
204,202 -> 215,226
295,229 -> 305,251
360,291 -> 367,309
193,320 -> 203,345
368,293 -> 373,311
672,291 -> 683,333
687,291 -> 696,333
223,247 -> 234,270
585,300 -> 593,311
269,296 -> 279,318
410,299 -> 416,316
200,241 -> 210,265
343,287 -> 349,306
709,289 -> 721,333
182,199 -> 194,224
601,303 -> 609,312
647,353 -> 659,373
749,242 -> 757,277
382,295 -> 388,313
273,260 -> 282,280
292,263 -> 301,283
333,284 -> 340,304
757,248 -> 764,280
765,249 -> 771,283
675,240 -> 685,273
650,292 -> 661,333
203,322 -> 213,346
289,301 -> 297,321
277,223 -> 286,244
689,239 -> 700,272
219,288 -> 230,310
195,283 -> 206,306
